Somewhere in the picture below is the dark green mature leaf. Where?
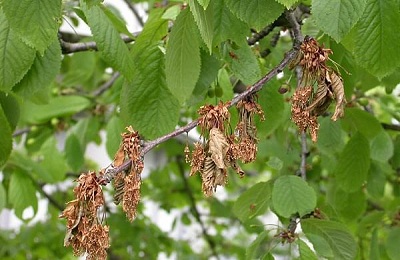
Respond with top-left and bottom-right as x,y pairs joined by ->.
246,230 -> 269,260
61,51 -> 96,88
121,45 -> 180,139
0,10 -> 36,92
367,161 -> 389,199
189,0 -> 214,52
225,0 -> 284,31
354,0 -> 400,78
225,41 -> 261,85
317,117 -> 345,154
386,227 -> 400,260
276,0 -> 299,8
298,238 -> 318,260
335,132 -> 370,192
212,0 -> 249,45
65,134 -> 85,172
232,181 -> 272,222
166,8 -> 201,104
370,229 -> 380,260
342,107 -> 382,140
272,175 -> 316,218
81,1 -> 135,80
13,40 -> 61,97
0,106 -> 12,167
312,0 -> 366,42
301,219 -> 357,260
332,187 -> 366,222
0,91 -> 20,131
21,96 -> 91,124
370,130 -> 394,162
105,115 -> 124,158
3,0 -> 62,53
0,183 -> 6,212
8,169 -> 38,220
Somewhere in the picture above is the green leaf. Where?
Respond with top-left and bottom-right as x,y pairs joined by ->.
342,107 -> 382,140
197,0 -> 210,9
312,0 -> 367,42
232,181 -> 272,222
0,183 -> 6,212
332,187 -> 366,222
357,211 -> 384,236
165,8 -> 201,103
40,136 -> 68,182
121,45 -> 180,139
0,10 -> 36,92
2,0 -> 62,53
335,132 -> 370,192
276,0 -> 299,9
212,0 -> 249,45
0,91 -> 20,131
8,151 -> 52,184
100,4 -> 135,38
317,117 -> 345,154
298,239 -> 318,260
189,0 -> 214,52
0,106 -> 12,167
60,51 -> 96,88
246,230 -> 269,260
272,175 -> 316,218
105,115 -> 124,159
65,134 -> 85,172
370,130 -> 394,162
370,229 -> 380,260
306,233 -> 334,258
225,41 -> 261,85
301,219 -> 357,260
367,161 -> 388,199
225,0 -> 284,31
8,169 -> 38,220
21,96 -> 91,124
354,0 -> 400,78
386,227 -> 400,260
81,1 -> 135,80
13,40 -> 61,97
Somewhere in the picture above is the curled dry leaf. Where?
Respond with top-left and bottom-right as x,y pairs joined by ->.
201,156 -> 227,197
329,70 -> 346,121
209,128 -> 229,169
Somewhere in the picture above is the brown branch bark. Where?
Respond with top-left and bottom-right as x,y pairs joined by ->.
92,72 -> 121,97
60,35 -> 135,54
122,0 -> 144,27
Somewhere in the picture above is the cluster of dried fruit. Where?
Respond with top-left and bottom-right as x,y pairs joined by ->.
290,36 -> 346,141
59,171 -> 109,260
188,98 -> 264,196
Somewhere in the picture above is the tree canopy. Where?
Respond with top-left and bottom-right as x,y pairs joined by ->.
1,0 -> 400,259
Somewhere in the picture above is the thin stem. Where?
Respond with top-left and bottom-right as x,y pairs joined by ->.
60,35 -> 135,54
122,0 -> 144,27
12,127 -> 31,137
176,156 -> 220,259
92,72 -> 121,97
35,182 -> 64,211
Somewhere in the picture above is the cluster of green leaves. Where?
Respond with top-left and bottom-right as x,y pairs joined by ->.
0,0 -> 400,259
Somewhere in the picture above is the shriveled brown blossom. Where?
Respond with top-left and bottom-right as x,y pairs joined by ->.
190,142 -> 206,176
122,173 -> 141,221
198,101 -> 230,133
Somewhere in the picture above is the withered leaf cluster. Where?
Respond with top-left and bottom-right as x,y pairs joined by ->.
59,171 -> 109,260
188,98 -> 264,196
290,36 -> 347,141
112,126 -> 144,222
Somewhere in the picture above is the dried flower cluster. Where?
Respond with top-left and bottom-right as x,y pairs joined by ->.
112,126 -> 144,222
188,98 -> 264,196
59,171 -> 109,260
290,36 -> 347,141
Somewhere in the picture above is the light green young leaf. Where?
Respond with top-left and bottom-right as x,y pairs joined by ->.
0,10 -> 36,92
246,230 -> 269,260
0,106 -> 12,167
106,115 -> 124,159
0,183 -> 6,212
232,181 -> 272,222
342,107 -> 382,140
3,0 -> 61,53
225,0 -> 284,31
272,175 -> 316,218
197,0 -> 210,9
41,136 -> 68,182
162,5 -> 181,21
121,45 -> 180,139
225,41 -> 261,85
312,0 -> 366,42
8,169 -> 38,220
65,134 -> 85,172
101,4 -> 135,38
189,0 -> 214,52
21,96 -> 91,124
0,91 -> 20,131
370,130 -> 394,162
165,8 -> 201,103
81,1 -> 135,80
298,239 -> 318,260
335,132 -> 370,192
212,0 -> 249,45
354,0 -> 400,78
301,219 -> 357,260
276,0 -> 299,9
13,40 -> 61,97
386,227 -> 400,260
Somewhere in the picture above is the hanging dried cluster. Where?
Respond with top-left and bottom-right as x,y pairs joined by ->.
111,126 -> 144,222
290,36 -> 346,141
188,98 -> 264,196
59,171 -> 109,260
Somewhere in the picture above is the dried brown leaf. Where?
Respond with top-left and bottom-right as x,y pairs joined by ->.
201,156 -> 227,196
209,128 -> 229,169
330,71 -> 346,121
113,145 -> 125,167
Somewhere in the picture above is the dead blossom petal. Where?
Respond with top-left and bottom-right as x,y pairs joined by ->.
122,173 -> 141,222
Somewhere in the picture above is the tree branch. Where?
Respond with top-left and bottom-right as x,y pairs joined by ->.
382,123 -> 400,131
122,0 -> 144,27
60,35 -> 135,54
92,72 -> 121,97
35,182 -> 64,212
176,156 -> 220,259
